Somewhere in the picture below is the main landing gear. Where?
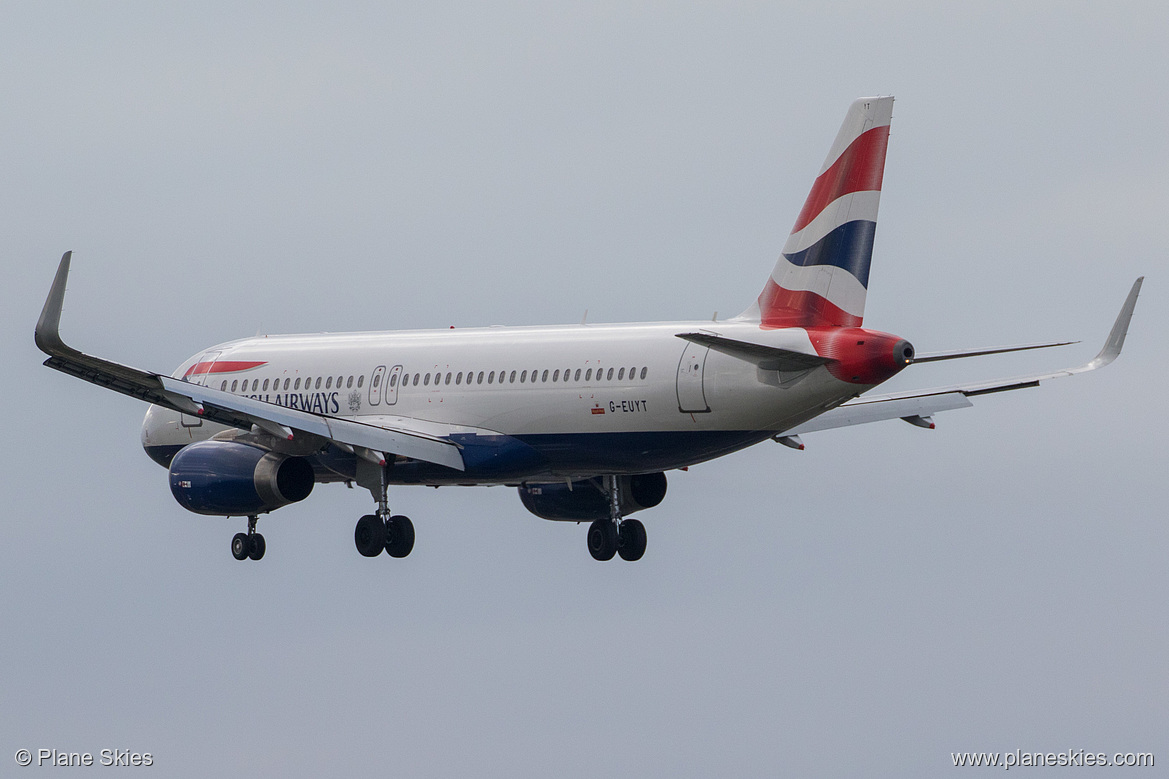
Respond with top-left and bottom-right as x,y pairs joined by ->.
231,515 -> 266,561
353,466 -> 415,559
587,475 -> 648,562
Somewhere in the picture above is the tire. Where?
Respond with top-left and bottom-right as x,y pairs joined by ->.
617,519 -> 646,561
354,514 -> 385,557
231,533 -> 250,560
248,533 -> 266,561
587,520 -> 618,561
385,515 -> 415,558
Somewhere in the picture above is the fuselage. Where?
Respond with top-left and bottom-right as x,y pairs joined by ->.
141,319 -> 906,485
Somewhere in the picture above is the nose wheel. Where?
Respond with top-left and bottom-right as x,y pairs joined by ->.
231,516 -> 265,561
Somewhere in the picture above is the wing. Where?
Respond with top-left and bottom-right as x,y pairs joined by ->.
782,277 -> 1144,437
35,252 -> 465,471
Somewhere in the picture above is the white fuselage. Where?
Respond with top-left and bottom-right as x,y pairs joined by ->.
141,320 -> 868,484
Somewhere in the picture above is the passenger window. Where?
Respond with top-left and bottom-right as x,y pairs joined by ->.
444,372 -> 452,385
326,377 -> 333,389
455,372 -> 463,385
574,368 -> 581,381
509,370 -> 517,383
628,366 -> 635,378
390,374 -> 398,387
487,371 -> 495,384
315,377 -> 322,389
563,368 -> 570,382
477,371 -> 484,384
606,367 -> 614,380
640,367 -> 648,379
413,374 -> 419,386
231,380 -> 238,392
293,378 -> 300,390
424,374 -> 431,386
552,370 -> 560,382
346,376 -> 353,389
542,370 -> 549,382
357,375 -> 364,388
220,380 -> 227,390
373,374 -> 381,388
252,379 -> 259,391
520,370 -> 527,383
263,379 -> 270,391
585,368 -> 592,381
618,368 -> 625,380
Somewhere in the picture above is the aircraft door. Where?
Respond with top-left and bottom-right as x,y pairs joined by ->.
384,365 -> 403,405
676,344 -> 711,413
181,350 -> 221,427
368,365 -> 386,406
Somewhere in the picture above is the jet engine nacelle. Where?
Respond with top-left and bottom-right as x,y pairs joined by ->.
168,440 -> 315,516
518,472 -> 667,521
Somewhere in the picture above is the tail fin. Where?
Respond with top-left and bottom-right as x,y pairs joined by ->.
742,96 -> 894,328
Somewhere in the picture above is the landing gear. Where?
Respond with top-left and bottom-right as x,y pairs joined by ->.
354,466 -> 415,559
587,476 -> 648,562
231,516 -> 265,561
617,518 -> 646,561
385,515 -> 415,558
587,519 -> 618,561
354,514 -> 385,557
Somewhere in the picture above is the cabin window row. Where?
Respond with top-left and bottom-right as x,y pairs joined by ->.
386,365 -> 648,389
220,374 -> 362,393
218,366 -> 649,393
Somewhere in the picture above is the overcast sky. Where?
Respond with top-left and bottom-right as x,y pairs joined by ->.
2,3 -> 1166,777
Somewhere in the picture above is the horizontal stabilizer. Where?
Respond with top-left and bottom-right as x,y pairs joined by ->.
912,341 -> 1076,363
781,277 -> 1143,437
675,332 -> 832,371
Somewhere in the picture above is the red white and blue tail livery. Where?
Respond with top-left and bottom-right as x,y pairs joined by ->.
744,96 -> 892,329
34,96 -> 1143,564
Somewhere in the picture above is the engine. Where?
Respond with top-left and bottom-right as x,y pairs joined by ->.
168,440 -> 315,516
518,472 -> 667,521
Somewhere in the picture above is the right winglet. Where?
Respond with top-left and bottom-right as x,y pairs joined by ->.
1079,276 -> 1143,373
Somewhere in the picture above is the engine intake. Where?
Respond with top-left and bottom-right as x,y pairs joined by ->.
518,472 -> 667,522
169,440 -> 315,516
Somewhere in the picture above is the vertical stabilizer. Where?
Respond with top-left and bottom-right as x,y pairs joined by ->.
742,96 -> 894,328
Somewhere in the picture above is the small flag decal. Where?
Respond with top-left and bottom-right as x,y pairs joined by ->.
591,407 -> 605,415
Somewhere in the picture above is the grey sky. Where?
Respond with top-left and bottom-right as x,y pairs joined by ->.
2,3 -> 1166,776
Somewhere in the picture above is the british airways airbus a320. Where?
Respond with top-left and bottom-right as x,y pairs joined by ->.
36,97 -> 1142,563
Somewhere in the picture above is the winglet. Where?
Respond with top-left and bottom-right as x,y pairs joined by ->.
1081,276 -> 1143,372
35,251 -> 73,357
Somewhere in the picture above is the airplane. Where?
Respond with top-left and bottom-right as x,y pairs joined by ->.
35,96 -> 1143,563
